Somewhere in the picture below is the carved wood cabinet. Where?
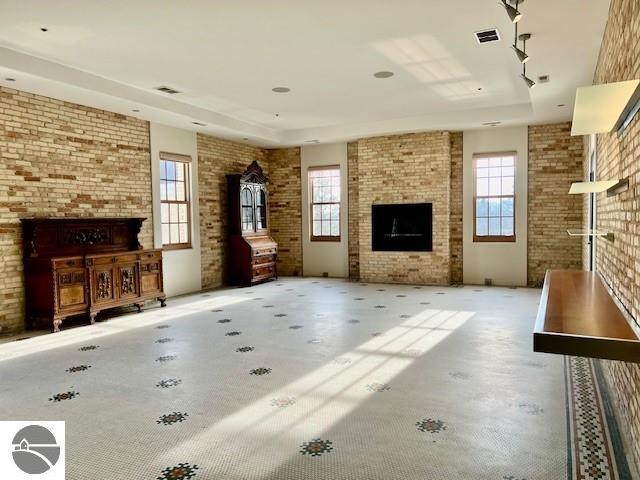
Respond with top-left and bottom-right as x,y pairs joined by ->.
21,218 -> 166,332
227,161 -> 278,286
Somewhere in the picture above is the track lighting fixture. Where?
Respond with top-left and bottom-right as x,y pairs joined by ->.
521,73 -> 536,88
501,0 -> 522,23
512,45 -> 529,64
517,33 -> 535,88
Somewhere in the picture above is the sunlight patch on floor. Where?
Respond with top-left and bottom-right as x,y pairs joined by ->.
160,308 -> 474,477
0,295 -> 248,362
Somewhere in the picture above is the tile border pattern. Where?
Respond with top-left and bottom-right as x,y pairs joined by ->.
566,356 -> 632,480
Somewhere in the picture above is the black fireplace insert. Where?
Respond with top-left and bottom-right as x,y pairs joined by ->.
371,203 -> 432,252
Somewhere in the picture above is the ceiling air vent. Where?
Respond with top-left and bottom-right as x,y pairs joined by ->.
474,29 -> 501,44
154,85 -> 181,95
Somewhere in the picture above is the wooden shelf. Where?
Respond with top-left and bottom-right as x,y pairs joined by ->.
534,270 -> 640,362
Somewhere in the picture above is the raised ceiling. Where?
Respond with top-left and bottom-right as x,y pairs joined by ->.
0,0 -> 610,146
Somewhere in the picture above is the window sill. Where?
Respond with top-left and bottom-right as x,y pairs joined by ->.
311,236 -> 341,243
162,243 -> 193,251
473,236 -> 516,243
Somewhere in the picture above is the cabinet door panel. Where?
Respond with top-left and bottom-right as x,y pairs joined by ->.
91,267 -> 116,304
56,268 -> 87,311
118,263 -> 140,299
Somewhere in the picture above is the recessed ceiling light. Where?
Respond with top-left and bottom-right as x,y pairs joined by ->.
5,77 -> 15,82
192,121 -> 206,126
154,85 -> 181,95
482,121 -> 502,127
275,113 -> 280,117
557,104 -> 566,107
305,139 -> 320,143
272,87 -> 291,93
243,137 -> 249,141
40,27 -> 48,32
373,71 -> 394,79
132,109 -> 140,112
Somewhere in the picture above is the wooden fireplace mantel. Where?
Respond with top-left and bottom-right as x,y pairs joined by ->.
534,270 -> 640,362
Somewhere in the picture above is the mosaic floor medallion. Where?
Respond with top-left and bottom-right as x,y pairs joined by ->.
396,294 -> 406,298
413,286 -> 422,289
376,289 -> 386,292
156,325 -> 170,329
300,438 -> 334,457
503,476 -> 527,480
211,309 -> 223,312
518,402 -> 544,415
449,371 -> 471,380
157,412 -> 189,425
274,313 -> 288,317
288,325 -> 304,330
400,314 -> 411,319
420,302 -> 431,305
366,383 -> 391,392
155,338 -> 173,343
156,378 -> 182,388
250,367 -> 272,376
217,319 -> 231,323
49,391 -> 78,402
156,355 -> 177,363
436,292 -> 446,295
416,418 -> 447,434
270,396 -> 296,408
78,345 -> 99,351
252,298 -> 264,301
225,331 -> 241,336
297,294 -> 305,297
347,319 -> 360,324
403,349 -> 424,357
371,332 -> 384,337
66,365 -> 91,373
308,339 -> 322,344
263,305 -> 274,308
354,297 -> 365,301
235,346 -> 254,353
157,463 -> 198,480
333,357 -> 352,365
374,305 -> 386,309
360,283 -> 368,286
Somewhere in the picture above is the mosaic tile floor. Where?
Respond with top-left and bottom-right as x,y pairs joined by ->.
0,278 -> 634,480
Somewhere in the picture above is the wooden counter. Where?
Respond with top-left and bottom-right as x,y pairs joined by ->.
534,270 -> 640,362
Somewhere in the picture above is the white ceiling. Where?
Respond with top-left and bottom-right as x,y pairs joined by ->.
0,0 -> 610,146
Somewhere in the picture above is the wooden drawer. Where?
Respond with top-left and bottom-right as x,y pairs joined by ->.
140,250 -> 162,261
253,263 -> 275,279
54,257 -> 84,269
87,252 -> 138,266
252,254 -> 275,266
253,246 -> 277,256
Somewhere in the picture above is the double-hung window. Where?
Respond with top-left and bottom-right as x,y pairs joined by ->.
473,152 -> 516,242
160,152 -> 192,249
309,167 -> 341,241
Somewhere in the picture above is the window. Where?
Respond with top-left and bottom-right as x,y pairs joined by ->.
160,152 -> 191,249
240,187 -> 254,232
309,167 -> 340,241
473,153 -> 515,242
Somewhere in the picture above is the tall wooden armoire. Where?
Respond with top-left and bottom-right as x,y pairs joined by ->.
227,161 -> 278,285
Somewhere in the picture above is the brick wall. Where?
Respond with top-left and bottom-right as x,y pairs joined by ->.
268,147 -> 303,276
527,122 -> 584,286
347,141 -> 360,280
588,0 -> 640,470
0,86 -> 152,334
449,132 -> 463,284
354,131 -> 451,285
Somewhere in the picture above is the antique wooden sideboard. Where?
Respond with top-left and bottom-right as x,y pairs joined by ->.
227,161 -> 278,285
21,218 -> 166,332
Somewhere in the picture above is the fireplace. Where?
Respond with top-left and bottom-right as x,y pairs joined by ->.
371,203 -> 432,252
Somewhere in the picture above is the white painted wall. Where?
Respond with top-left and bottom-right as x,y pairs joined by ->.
462,127 -> 528,286
301,143 -> 349,277
149,123 -> 202,296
